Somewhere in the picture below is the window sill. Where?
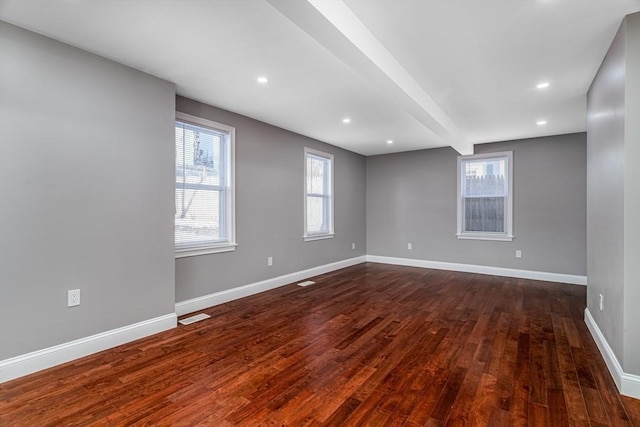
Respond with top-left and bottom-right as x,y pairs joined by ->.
175,243 -> 237,258
303,233 -> 335,242
456,234 -> 514,242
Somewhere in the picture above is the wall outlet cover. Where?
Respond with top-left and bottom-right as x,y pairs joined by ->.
68,289 -> 80,307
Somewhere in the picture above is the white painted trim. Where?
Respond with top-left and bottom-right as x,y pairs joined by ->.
457,151 -> 513,241
303,147 -> 334,239
176,255 -> 366,316
0,257 -> 592,385
303,234 -> 334,242
175,112 -> 237,256
584,309 -> 624,389
456,233 -> 514,242
584,308 -> 640,399
175,243 -> 237,258
366,255 -> 587,285
0,313 -> 176,383
622,371 -> 640,398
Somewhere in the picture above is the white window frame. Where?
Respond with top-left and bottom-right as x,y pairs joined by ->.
175,112 -> 236,257
456,151 -> 513,241
304,147 -> 334,241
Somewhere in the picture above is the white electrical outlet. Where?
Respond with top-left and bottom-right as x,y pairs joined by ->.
408,243 -> 412,250
352,242 -> 355,250
515,250 -> 522,258
599,293 -> 604,311
68,289 -> 80,307
267,256 -> 273,267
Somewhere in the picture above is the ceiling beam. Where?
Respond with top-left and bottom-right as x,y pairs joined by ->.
267,0 -> 473,155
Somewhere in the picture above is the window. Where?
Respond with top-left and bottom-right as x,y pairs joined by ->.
175,112 -> 236,257
304,148 -> 334,240
457,151 -> 513,241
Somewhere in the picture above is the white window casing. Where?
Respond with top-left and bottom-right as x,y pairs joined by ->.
304,147 -> 334,241
456,151 -> 513,241
175,112 -> 236,257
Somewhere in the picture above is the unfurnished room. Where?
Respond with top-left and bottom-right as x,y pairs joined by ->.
0,0 -> 639,425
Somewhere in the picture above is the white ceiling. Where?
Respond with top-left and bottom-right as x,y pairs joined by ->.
1,0 -> 638,155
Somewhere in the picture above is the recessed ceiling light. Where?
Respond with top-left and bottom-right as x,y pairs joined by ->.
257,76 -> 268,84
537,120 -> 547,125
342,118 -> 351,124
536,82 -> 550,89
387,140 -> 394,144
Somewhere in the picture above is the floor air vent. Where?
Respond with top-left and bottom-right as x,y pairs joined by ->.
178,313 -> 211,325
297,280 -> 316,287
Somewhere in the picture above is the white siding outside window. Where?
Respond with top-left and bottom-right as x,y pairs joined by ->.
304,148 -> 334,241
457,151 -> 513,241
175,112 -> 236,257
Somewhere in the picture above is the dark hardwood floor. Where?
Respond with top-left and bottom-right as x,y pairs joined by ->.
1,263 -> 638,426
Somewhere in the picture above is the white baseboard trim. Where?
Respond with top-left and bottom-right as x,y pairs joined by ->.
584,308 -> 640,399
0,313 -> 177,383
175,255 -> 367,316
366,255 -> 587,286
0,256 -> 590,385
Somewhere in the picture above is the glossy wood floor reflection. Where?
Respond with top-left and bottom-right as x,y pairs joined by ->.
1,263 -> 639,426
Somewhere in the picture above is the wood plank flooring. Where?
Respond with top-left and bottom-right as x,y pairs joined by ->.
1,263 -> 638,426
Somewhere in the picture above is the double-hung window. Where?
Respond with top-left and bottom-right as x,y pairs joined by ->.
175,112 -> 236,256
457,151 -> 513,241
304,147 -> 334,240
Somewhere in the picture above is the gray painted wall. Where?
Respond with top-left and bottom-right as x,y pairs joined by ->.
587,12 -> 640,375
367,133 -> 586,276
623,13 -> 640,377
5,14 -> 634,381
175,97 -> 366,302
0,23 -> 176,359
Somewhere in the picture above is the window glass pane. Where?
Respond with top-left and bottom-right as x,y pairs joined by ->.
463,159 -> 506,197
464,197 -> 505,232
306,196 -> 326,233
175,117 -> 233,251
175,125 -> 186,184
457,153 -> 512,239
307,155 -> 326,194
304,148 -> 333,237
175,188 -> 222,245
177,122 -> 222,187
